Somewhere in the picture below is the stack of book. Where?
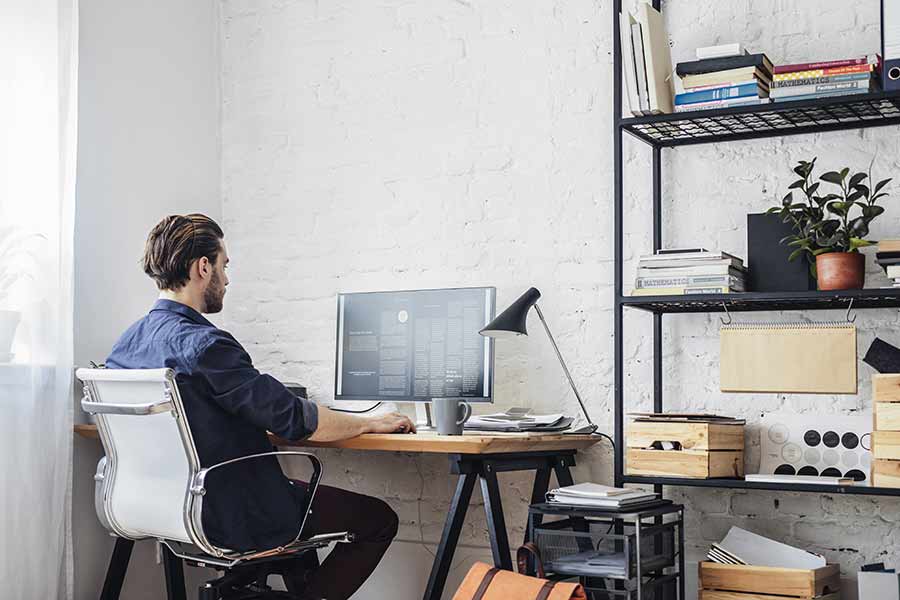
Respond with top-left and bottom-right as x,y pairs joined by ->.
876,239 -> 900,287
771,55 -> 880,102
619,3 -> 674,115
632,249 -> 746,296
546,483 -> 659,510
674,44 -> 773,113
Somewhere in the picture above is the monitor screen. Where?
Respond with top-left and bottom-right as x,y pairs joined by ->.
334,287 -> 495,402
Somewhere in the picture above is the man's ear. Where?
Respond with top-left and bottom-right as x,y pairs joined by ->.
196,256 -> 211,280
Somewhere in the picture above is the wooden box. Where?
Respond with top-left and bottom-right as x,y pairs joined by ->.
873,375 -> 900,487
626,421 -> 744,479
699,562 -> 841,599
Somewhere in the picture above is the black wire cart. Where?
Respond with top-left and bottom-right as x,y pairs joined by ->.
525,502 -> 684,600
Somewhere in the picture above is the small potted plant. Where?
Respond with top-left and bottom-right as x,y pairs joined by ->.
768,158 -> 891,291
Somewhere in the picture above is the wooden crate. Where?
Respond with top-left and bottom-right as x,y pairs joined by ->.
873,375 -> 900,487
872,431 -> 900,461
626,421 -> 744,478
626,449 -> 743,478
700,592 -> 840,600
699,562 -> 840,599
874,374 -> 900,403
875,401 -> 900,431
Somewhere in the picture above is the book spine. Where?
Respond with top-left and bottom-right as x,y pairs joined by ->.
772,88 -> 870,102
773,64 -> 874,81
675,83 -> 761,105
685,80 -> 764,92
635,275 -> 743,289
674,97 -> 766,112
631,286 -> 733,296
676,54 -> 768,77
631,23 -> 650,113
773,56 -> 876,74
771,72 -> 872,88
771,79 -> 870,98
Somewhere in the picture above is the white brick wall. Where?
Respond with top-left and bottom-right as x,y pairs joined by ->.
220,1 -> 900,598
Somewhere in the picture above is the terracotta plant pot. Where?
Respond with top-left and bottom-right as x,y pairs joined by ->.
815,252 -> 865,291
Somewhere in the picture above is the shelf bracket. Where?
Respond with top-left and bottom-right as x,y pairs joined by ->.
719,302 -> 732,325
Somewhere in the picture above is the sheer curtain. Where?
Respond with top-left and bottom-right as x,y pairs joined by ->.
0,0 -> 77,598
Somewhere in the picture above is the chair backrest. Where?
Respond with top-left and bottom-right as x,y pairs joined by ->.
77,368 -> 200,546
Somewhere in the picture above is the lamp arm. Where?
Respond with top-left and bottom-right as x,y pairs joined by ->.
533,303 -> 596,431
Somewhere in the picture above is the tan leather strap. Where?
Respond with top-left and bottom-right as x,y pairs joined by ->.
472,567 -> 500,600
516,543 -> 546,578
535,580 -> 557,600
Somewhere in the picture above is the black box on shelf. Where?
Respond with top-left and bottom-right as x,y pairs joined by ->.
747,212 -> 817,292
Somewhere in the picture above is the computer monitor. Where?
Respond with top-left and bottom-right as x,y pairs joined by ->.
334,287 -> 495,403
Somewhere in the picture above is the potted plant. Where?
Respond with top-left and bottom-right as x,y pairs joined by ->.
767,158 -> 892,291
0,227 -> 42,362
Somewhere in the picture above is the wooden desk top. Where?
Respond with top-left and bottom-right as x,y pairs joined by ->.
74,424 -> 598,454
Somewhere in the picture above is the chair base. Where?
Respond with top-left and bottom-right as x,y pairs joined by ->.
194,550 -> 320,600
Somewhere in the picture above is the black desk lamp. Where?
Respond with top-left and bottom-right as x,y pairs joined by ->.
479,287 -> 598,434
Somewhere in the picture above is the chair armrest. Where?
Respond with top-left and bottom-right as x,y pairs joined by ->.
81,398 -> 174,416
192,451 -> 323,549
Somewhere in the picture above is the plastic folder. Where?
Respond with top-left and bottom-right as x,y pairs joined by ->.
720,322 -> 857,394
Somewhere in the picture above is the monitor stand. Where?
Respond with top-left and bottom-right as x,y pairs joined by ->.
415,402 -> 435,430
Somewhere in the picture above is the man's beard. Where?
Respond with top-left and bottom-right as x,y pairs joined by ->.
204,270 -> 225,314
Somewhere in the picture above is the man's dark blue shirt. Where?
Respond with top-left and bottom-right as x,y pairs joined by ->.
106,299 -> 319,551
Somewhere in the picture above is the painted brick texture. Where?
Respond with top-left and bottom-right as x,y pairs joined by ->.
220,1 -> 900,597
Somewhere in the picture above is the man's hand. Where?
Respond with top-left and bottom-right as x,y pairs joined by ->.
366,412 -> 417,435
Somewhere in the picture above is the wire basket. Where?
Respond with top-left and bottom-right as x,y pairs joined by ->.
580,573 -> 678,600
533,520 -> 675,581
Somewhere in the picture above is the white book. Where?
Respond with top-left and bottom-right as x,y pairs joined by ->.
745,473 -> 854,486
887,265 -> 900,278
637,263 -> 742,277
639,257 -> 744,271
548,483 -> 633,498
631,23 -> 651,113
674,97 -> 771,113
696,43 -> 745,60
620,12 -> 642,116
636,1 -> 674,114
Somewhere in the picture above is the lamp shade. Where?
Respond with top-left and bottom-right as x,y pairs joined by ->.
479,287 -> 541,338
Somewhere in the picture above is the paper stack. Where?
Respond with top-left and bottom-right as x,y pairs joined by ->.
546,483 -> 659,510
464,412 -> 573,433
707,527 -> 826,569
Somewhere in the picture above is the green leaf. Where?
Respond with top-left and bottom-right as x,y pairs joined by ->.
863,205 -> 885,219
849,217 -> 869,238
788,180 -> 805,190
849,237 -> 875,250
849,172 -> 868,188
782,192 -> 793,206
840,167 -> 850,180
847,190 -> 865,203
821,171 -> 844,185
788,248 -> 806,262
874,178 -> 892,195
813,247 -> 834,256
807,182 -> 820,196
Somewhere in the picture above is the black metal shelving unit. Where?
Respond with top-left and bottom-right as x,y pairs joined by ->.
612,0 -> 900,498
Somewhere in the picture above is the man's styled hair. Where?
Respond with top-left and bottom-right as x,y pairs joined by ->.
142,214 -> 224,290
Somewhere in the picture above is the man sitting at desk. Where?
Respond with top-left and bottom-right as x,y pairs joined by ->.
106,213 -> 415,600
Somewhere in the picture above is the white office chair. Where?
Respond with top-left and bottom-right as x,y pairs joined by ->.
78,368 -> 350,600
